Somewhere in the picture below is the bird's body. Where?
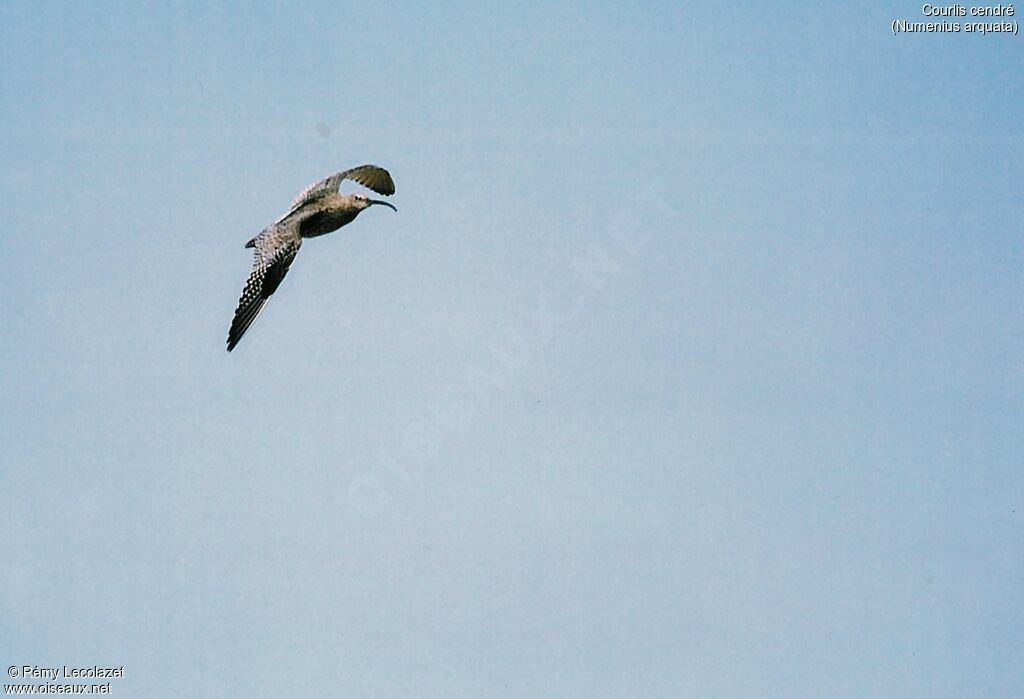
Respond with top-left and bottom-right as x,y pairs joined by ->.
226,165 -> 397,351
287,193 -> 363,238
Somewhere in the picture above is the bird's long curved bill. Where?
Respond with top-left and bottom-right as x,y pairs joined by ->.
369,199 -> 397,211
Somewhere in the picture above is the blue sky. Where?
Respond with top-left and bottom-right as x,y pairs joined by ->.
1,2 -> 1021,697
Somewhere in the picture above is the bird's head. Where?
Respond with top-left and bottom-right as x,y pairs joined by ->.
353,192 -> 397,212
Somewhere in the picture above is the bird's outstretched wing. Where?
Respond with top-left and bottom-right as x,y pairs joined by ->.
277,165 -> 395,222
226,224 -> 302,351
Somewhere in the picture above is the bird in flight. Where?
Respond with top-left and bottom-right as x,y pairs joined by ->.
226,165 -> 397,351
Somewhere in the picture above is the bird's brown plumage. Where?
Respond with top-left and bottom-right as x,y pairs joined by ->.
226,165 -> 396,351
